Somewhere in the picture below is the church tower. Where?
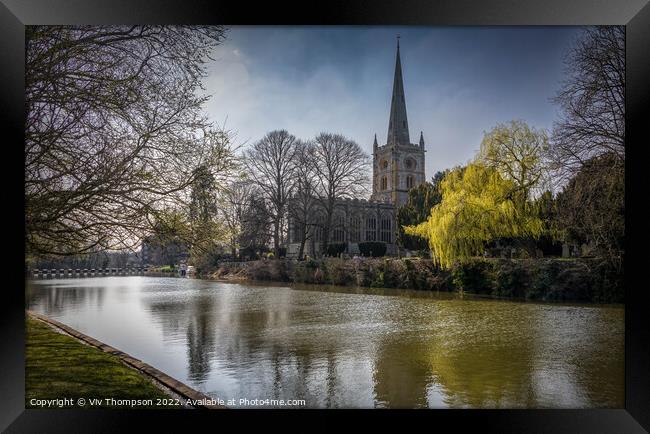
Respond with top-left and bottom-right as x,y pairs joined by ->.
371,37 -> 426,208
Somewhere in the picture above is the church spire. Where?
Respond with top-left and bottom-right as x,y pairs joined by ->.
419,131 -> 424,148
373,133 -> 378,150
387,35 -> 410,147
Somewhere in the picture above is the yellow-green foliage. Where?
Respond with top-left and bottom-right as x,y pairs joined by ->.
405,163 -> 543,269
478,120 -> 549,208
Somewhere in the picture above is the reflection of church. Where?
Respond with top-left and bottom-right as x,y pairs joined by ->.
287,39 -> 426,257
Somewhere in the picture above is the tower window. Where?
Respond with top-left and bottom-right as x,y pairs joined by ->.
405,158 -> 415,169
406,175 -> 414,189
381,160 -> 388,170
403,120 -> 406,128
381,176 -> 388,191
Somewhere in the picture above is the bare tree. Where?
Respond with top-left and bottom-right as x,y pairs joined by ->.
288,141 -> 318,259
244,130 -> 298,257
550,26 -> 625,183
25,25 -> 234,258
220,179 -> 255,258
310,132 -> 370,255
240,191 -> 273,259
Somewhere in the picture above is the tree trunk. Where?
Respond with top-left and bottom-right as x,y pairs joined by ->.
298,236 -> 306,261
273,219 -> 280,258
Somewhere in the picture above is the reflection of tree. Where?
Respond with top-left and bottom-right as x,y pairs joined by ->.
186,295 -> 216,383
416,301 -> 624,409
145,299 -> 189,339
423,301 -> 539,408
130,282 -> 625,408
371,334 -> 433,408
27,283 -> 105,316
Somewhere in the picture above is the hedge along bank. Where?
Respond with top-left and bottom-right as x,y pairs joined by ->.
210,257 -> 623,303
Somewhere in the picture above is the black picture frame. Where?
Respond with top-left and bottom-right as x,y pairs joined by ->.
1,0 -> 648,432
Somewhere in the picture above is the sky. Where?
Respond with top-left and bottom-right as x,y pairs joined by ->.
202,26 -> 585,179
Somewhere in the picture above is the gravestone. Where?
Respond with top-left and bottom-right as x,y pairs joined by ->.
562,243 -> 570,258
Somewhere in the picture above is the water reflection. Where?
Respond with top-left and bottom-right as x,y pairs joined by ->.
26,277 -> 624,408
28,280 -> 106,315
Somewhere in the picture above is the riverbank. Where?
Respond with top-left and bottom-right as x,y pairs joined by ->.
26,313 -> 224,409
207,257 -> 623,303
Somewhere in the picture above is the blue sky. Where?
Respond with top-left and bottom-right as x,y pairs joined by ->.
203,26 -> 585,178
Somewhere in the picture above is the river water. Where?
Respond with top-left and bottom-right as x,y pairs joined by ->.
26,276 -> 624,408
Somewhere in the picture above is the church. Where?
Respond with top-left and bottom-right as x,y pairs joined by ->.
286,39 -> 426,258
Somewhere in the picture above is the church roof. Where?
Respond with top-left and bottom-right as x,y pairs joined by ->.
386,37 -> 410,147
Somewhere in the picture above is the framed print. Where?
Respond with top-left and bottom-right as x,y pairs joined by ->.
1,0 -> 649,432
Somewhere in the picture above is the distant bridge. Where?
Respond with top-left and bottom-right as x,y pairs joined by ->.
29,267 -> 178,278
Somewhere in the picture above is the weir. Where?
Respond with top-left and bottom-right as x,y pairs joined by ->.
28,267 -> 178,279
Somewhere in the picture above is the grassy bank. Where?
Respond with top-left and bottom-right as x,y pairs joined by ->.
210,257 -> 623,303
26,316 -> 181,408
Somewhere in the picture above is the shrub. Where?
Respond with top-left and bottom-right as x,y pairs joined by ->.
381,259 -> 407,288
451,259 -> 494,293
324,258 -> 356,285
545,264 -> 593,301
326,243 -> 347,257
594,261 -> 624,303
240,246 -> 259,260
293,261 -> 314,283
528,259 -> 562,299
494,259 -> 530,298
246,260 -> 289,282
209,254 -> 621,304
358,242 -> 387,257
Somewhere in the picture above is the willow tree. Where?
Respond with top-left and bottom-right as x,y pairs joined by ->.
396,171 -> 447,251
405,164 -> 543,269
479,120 -> 550,207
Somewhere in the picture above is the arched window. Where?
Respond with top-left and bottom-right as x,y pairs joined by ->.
381,160 -> 388,170
314,213 -> 325,242
365,216 -> 377,241
381,176 -> 388,190
404,158 -> 416,169
332,213 -> 346,243
293,220 -> 304,243
380,217 -> 392,243
406,175 -> 414,189
350,215 -> 361,242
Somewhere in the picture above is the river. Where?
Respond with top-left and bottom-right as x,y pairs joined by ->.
25,276 -> 624,409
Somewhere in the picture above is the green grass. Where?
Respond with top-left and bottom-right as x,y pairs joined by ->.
25,317 -> 182,409
156,265 -> 176,272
